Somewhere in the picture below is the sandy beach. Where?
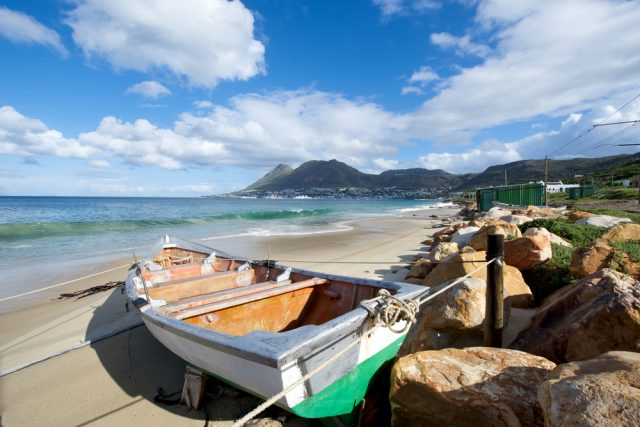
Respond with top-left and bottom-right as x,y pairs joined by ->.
0,207 -> 460,426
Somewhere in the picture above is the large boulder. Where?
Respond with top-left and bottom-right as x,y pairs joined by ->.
523,226 -> 572,248
423,250 -> 533,308
484,207 -> 512,219
567,210 -> 595,222
538,351 -> 640,427
525,206 -> 563,219
450,226 -> 481,246
510,269 -> 640,363
598,222 -> 640,243
499,214 -> 533,225
469,221 -> 523,251
405,258 -> 435,280
399,278 -> 489,355
390,347 -> 556,427
427,241 -> 459,261
504,233 -> 552,270
576,214 -> 632,228
569,242 -> 614,277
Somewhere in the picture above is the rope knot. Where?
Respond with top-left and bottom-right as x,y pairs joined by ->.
361,289 -> 418,333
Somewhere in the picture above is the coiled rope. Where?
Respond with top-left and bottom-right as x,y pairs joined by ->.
230,257 -> 498,426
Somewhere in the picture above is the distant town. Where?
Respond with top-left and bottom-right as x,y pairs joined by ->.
212,187 -> 449,200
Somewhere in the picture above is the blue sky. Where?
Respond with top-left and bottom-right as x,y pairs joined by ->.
1,0 -> 639,196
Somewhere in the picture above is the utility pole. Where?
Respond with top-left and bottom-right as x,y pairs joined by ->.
544,155 -> 549,206
504,169 -> 507,186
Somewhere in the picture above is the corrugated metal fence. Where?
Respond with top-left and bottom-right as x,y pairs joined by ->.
476,183 -> 545,211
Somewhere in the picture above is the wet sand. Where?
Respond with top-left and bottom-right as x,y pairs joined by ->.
0,208 -> 458,426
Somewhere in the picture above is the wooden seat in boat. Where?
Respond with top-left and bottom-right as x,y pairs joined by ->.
143,269 -> 256,301
163,277 -> 328,320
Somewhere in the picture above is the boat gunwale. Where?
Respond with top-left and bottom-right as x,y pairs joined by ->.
126,238 -> 426,368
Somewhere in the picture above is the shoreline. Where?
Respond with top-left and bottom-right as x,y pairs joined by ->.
0,207 -> 457,425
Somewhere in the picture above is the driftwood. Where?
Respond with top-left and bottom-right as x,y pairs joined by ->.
57,280 -> 125,300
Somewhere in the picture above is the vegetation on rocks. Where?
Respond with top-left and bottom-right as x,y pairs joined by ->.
522,243 -> 574,302
518,218 -> 605,247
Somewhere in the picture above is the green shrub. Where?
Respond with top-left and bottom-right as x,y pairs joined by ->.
522,243 -> 575,303
518,218 -> 605,247
611,240 -> 640,263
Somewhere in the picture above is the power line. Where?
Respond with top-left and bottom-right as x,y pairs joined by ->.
549,90 -> 640,156
576,122 -> 638,155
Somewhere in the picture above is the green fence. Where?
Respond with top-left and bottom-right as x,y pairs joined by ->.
476,183 -> 545,211
567,185 -> 595,199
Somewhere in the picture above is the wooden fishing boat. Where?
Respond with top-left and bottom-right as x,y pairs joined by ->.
125,236 -> 424,422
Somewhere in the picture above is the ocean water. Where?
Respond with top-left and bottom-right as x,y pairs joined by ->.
0,197 -> 448,275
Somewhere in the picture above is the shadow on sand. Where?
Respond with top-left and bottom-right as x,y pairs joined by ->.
87,288 -> 311,425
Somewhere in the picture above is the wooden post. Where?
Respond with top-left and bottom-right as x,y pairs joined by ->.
544,155 -> 549,206
484,234 -> 504,347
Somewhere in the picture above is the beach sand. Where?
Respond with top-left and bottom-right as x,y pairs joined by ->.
0,208 -> 461,426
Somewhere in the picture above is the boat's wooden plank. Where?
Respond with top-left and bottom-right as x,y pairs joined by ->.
142,258 -> 239,283
170,277 -> 328,320
165,278 -> 291,311
185,287 -> 317,335
144,269 -> 256,301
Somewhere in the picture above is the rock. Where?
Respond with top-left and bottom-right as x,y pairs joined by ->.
510,269 -> 640,363
499,214 -> 533,225
598,222 -> 640,243
399,278 -> 488,355
390,347 -> 556,427
469,221 -> 523,251
525,206 -> 563,219
524,226 -> 572,248
433,226 -> 455,238
567,210 -> 595,222
504,234 -> 552,270
538,351 -> 640,427
450,226 -> 481,246
550,232 -> 572,247
426,241 -> 459,262
405,258 -> 435,280
484,208 -> 512,219
423,250 -> 533,308
569,242 -> 614,277
576,214 -> 632,228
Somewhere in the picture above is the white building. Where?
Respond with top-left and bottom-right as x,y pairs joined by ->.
541,181 -> 580,193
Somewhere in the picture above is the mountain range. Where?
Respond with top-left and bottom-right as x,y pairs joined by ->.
242,153 -> 640,193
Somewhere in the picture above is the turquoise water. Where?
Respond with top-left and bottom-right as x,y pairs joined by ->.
0,197 -> 446,269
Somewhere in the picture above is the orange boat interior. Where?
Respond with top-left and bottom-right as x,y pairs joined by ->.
138,257 -> 389,336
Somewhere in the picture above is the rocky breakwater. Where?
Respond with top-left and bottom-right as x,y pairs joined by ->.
391,205 -> 640,427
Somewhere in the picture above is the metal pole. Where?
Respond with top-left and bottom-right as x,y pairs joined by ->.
485,234 -> 504,348
544,155 -> 548,206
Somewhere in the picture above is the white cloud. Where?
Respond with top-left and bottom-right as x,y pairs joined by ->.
66,0 -> 265,87
430,32 -> 491,57
194,100 -> 214,109
401,86 -> 425,96
419,140 -> 522,173
125,81 -> 171,99
402,66 -> 439,96
372,157 -> 399,172
88,159 -> 111,168
409,0 -> 640,139
0,106 -> 95,158
0,7 -> 67,56
410,66 -> 439,84
373,0 -> 440,17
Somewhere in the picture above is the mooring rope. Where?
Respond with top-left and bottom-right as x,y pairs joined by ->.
230,257 -> 498,426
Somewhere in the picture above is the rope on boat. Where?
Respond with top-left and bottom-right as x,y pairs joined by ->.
230,257 -> 498,426
0,263 -> 132,303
